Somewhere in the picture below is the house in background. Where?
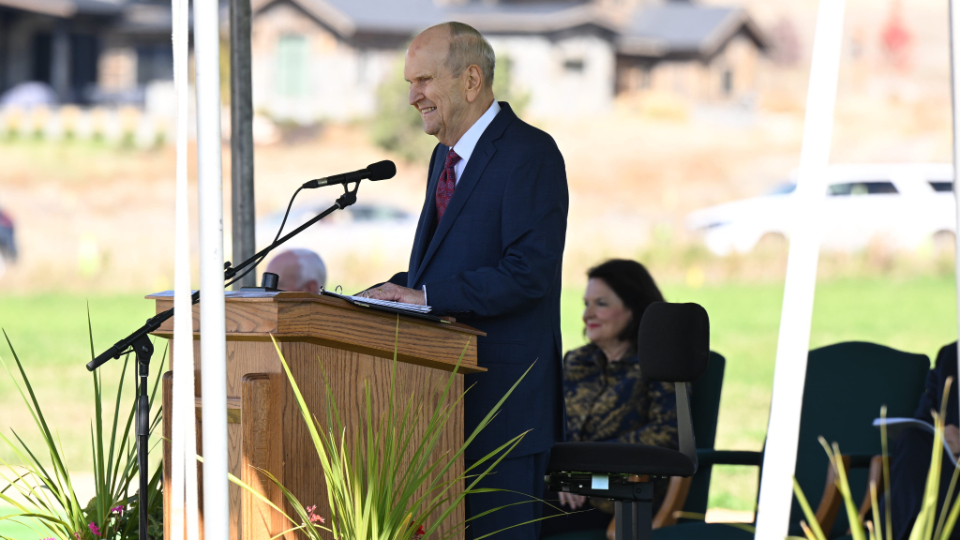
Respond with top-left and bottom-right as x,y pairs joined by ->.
0,0 -> 766,121
248,0 -> 767,122
0,0 -> 172,106
617,3 -> 767,103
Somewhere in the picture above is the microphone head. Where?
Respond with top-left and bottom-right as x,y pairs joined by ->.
367,160 -> 397,181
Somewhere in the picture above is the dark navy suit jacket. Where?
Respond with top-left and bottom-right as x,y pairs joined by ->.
388,102 -> 568,459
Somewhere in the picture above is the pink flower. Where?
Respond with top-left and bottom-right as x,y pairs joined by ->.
88,522 -> 101,536
303,504 -> 325,525
111,506 -> 125,514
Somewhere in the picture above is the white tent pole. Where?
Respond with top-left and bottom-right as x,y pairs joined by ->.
754,0 -> 845,537
194,0 -> 229,537
949,0 -> 960,425
170,0 -> 200,536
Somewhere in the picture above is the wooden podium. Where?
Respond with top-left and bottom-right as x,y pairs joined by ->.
151,290 -> 484,540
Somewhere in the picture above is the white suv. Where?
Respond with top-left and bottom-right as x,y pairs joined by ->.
687,163 -> 956,255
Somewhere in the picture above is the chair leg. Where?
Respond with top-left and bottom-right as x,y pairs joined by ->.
613,484 -> 654,540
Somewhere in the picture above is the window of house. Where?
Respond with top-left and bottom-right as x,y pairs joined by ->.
930,181 -> 954,192
563,58 -> 585,73
639,66 -> 652,89
721,69 -> 734,96
828,181 -> 899,196
32,33 -> 53,83
136,44 -> 173,85
277,34 -> 308,97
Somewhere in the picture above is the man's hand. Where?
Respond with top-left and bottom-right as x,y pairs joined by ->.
946,424 -> 960,457
361,283 -> 426,305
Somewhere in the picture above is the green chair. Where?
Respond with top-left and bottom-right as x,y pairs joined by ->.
652,341 -> 929,540
655,352 -> 727,528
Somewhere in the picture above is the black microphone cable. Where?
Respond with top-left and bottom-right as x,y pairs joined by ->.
224,185 -> 304,289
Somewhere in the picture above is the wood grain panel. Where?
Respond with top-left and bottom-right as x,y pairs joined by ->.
157,292 -> 475,540
151,298 -> 279,334
277,300 -> 480,373
150,291 -> 483,374
162,370 -> 206,540
279,341 -> 464,538
241,374 -> 288,540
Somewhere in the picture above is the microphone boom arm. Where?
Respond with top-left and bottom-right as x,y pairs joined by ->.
87,182 -> 361,372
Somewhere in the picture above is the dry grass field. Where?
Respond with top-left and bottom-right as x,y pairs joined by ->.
0,0 -> 958,524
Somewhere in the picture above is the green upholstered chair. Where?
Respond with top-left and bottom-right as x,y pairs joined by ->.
651,341 -> 929,540
654,352 -> 727,528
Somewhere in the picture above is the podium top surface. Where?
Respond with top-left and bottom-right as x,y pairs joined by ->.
147,290 -> 485,373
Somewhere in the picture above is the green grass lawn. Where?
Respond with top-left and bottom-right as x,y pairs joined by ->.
0,276 -> 957,534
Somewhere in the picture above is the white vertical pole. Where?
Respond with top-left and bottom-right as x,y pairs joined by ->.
949,0 -> 960,426
194,0 -> 229,537
754,0 -> 845,538
170,0 -> 200,536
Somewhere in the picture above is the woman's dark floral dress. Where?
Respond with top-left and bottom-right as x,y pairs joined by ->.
562,343 -> 679,514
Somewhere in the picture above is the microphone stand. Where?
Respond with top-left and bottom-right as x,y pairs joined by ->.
87,182 -> 360,540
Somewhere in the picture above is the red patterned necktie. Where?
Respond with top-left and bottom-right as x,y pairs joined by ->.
435,149 -> 461,221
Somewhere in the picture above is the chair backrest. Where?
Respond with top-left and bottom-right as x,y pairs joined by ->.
788,342 -> 929,537
680,351 -> 726,519
638,302 -> 711,474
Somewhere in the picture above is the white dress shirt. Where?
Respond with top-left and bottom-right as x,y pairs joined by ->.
451,100 -> 500,185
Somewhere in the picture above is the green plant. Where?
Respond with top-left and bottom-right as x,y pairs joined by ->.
0,318 -> 164,540
792,384 -> 960,540
231,327 -> 554,540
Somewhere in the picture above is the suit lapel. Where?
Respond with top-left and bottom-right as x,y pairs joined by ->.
413,103 -> 515,284
410,145 -> 447,280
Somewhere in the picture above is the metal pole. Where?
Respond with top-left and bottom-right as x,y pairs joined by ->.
230,0 -> 256,289
949,0 -> 960,426
194,0 -> 229,537
754,0 -> 845,537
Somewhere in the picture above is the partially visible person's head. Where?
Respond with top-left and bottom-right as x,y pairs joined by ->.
582,259 -> 664,350
265,249 -> 327,293
404,22 -> 496,146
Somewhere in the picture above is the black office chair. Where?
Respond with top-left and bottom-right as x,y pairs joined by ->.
546,302 -> 710,540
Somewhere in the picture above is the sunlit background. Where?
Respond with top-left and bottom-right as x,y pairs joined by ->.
0,0 -> 957,525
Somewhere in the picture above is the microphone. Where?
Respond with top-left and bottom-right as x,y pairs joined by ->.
302,160 -> 397,189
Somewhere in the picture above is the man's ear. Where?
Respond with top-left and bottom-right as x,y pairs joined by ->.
464,64 -> 483,103
304,280 -> 319,294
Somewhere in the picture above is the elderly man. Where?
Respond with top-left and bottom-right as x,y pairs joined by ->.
265,248 -> 327,293
364,22 -> 568,539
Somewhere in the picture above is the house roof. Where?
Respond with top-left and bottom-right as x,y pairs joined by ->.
0,0 -> 122,17
618,3 -> 767,59
444,2 -> 618,34
251,0 -> 445,37
251,0 -> 614,38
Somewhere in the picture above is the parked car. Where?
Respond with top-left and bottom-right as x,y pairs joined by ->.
255,200 -> 418,269
0,205 -> 17,264
687,163 -> 956,255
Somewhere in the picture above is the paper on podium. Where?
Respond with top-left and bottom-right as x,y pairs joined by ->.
323,289 -> 432,314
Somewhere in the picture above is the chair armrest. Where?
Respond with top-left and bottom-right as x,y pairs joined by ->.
696,449 -> 763,467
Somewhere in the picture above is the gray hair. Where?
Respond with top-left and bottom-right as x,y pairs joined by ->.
439,21 -> 495,88
289,248 -> 327,289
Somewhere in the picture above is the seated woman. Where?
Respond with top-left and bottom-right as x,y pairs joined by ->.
541,259 -> 678,535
